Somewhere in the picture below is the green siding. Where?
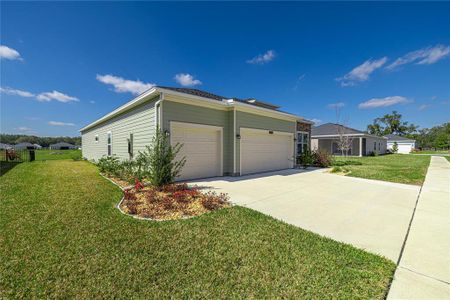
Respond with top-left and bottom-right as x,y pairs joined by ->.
162,101 -> 234,175
81,97 -> 158,161
236,111 -> 296,173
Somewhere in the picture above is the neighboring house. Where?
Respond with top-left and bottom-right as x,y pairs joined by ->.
80,86 -> 313,180
14,142 -> 36,150
311,123 -> 387,156
49,142 -> 78,150
0,143 -> 13,150
385,134 -> 415,154
33,144 -> 43,149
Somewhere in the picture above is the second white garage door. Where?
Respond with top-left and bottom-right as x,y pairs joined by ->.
171,122 -> 222,181
240,128 -> 294,175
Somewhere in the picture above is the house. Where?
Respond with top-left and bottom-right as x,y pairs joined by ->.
80,86 -> 313,180
14,142 -> 36,150
385,134 -> 415,154
0,143 -> 13,150
33,144 -> 43,149
49,142 -> 77,150
311,123 -> 387,156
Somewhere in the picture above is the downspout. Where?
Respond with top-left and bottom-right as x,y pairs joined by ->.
233,106 -> 237,175
154,92 -> 165,131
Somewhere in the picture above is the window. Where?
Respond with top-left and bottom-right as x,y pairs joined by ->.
95,135 -> 99,142
378,142 -> 381,150
107,132 -> 112,156
128,133 -> 134,158
297,132 -> 309,155
374,142 -> 376,151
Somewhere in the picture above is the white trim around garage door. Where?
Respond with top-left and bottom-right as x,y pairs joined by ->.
169,121 -> 224,178
239,127 -> 294,175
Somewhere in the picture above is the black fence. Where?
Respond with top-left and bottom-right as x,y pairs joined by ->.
0,149 -> 35,162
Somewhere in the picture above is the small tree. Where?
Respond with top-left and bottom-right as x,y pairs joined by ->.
136,129 -> 186,187
334,107 -> 353,156
392,142 -> 398,153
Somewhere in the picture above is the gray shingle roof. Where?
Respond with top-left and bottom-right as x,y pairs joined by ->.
311,123 -> 364,136
384,134 -> 415,142
157,86 -> 281,111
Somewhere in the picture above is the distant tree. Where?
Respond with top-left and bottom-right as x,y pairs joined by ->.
0,134 -> 81,147
367,111 -> 419,136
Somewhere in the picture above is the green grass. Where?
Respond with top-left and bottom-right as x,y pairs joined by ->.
0,160 -> 395,298
35,149 -> 81,161
333,154 -> 430,185
445,156 -> 450,163
411,150 -> 450,155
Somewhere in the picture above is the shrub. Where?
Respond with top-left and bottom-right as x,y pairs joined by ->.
97,156 -> 121,176
332,160 -> 362,166
135,129 -> 186,187
313,149 -> 333,167
297,150 -> 315,169
201,192 -> 230,210
330,166 -> 342,173
392,142 -> 399,154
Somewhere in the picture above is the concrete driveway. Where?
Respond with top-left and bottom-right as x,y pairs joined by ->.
190,168 -> 420,262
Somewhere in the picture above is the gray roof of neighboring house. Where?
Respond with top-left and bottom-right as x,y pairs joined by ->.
384,134 -> 415,142
50,142 -> 76,147
157,86 -> 281,110
311,123 -> 365,136
14,142 -> 35,148
0,143 -> 13,149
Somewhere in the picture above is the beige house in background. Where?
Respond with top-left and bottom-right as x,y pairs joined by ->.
311,123 -> 387,156
80,86 -> 313,180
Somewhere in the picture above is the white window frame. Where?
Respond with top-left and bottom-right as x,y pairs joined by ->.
95,134 -> 99,143
107,131 -> 112,156
296,131 -> 309,155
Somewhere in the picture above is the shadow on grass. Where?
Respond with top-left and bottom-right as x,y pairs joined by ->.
0,161 -> 21,177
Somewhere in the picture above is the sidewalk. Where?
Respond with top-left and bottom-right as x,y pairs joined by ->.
388,156 -> 450,299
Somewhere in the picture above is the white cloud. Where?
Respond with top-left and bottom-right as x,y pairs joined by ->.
293,74 -> 306,90
327,102 -> 345,109
386,45 -> 450,70
174,73 -> 202,87
96,74 -> 155,95
0,45 -> 22,60
358,96 -> 411,109
0,87 -> 35,98
36,91 -> 79,103
337,57 -> 388,86
48,121 -> 76,126
246,50 -> 276,65
18,126 -> 32,131
1,86 -> 78,103
418,104 -> 431,111
309,118 -> 322,124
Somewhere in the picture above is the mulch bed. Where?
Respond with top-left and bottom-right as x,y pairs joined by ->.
118,182 -> 230,220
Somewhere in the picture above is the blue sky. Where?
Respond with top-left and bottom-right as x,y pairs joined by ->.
1,2 -> 449,137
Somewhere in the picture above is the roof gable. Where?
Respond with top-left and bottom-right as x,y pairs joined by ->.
311,123 -> 364,136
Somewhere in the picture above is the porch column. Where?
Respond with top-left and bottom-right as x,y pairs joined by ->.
359,137 -> 363,157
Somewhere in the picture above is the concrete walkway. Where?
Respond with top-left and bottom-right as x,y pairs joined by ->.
190,168 -> 420,262
388,156 -> 450,299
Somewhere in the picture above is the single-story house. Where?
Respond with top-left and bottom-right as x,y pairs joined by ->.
311,123 -> 387,156
33,143 -> 43,149
14,142 -> 37,150
385,134 -> 415,154
0,143 -> 13,150
49,142 -> 78,150
80,86 -> 313,180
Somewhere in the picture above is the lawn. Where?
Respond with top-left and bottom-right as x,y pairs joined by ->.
35,149 -> 81,161
445,156 -> 450,163
411,150 -> 450,155
333,154 -> 430,185
0,160 -> 395,298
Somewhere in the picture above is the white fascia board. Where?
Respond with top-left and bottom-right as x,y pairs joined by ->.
312,133 -> 388,139
79,87 -> 159,132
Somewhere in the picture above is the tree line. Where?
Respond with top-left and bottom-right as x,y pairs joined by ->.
366,111 -> 449,149
0,134 -> 81,147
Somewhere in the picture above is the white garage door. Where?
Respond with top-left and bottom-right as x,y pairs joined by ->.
171,122 -> 222,181
398,144 -> 412,154
240,128 -> 294,175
